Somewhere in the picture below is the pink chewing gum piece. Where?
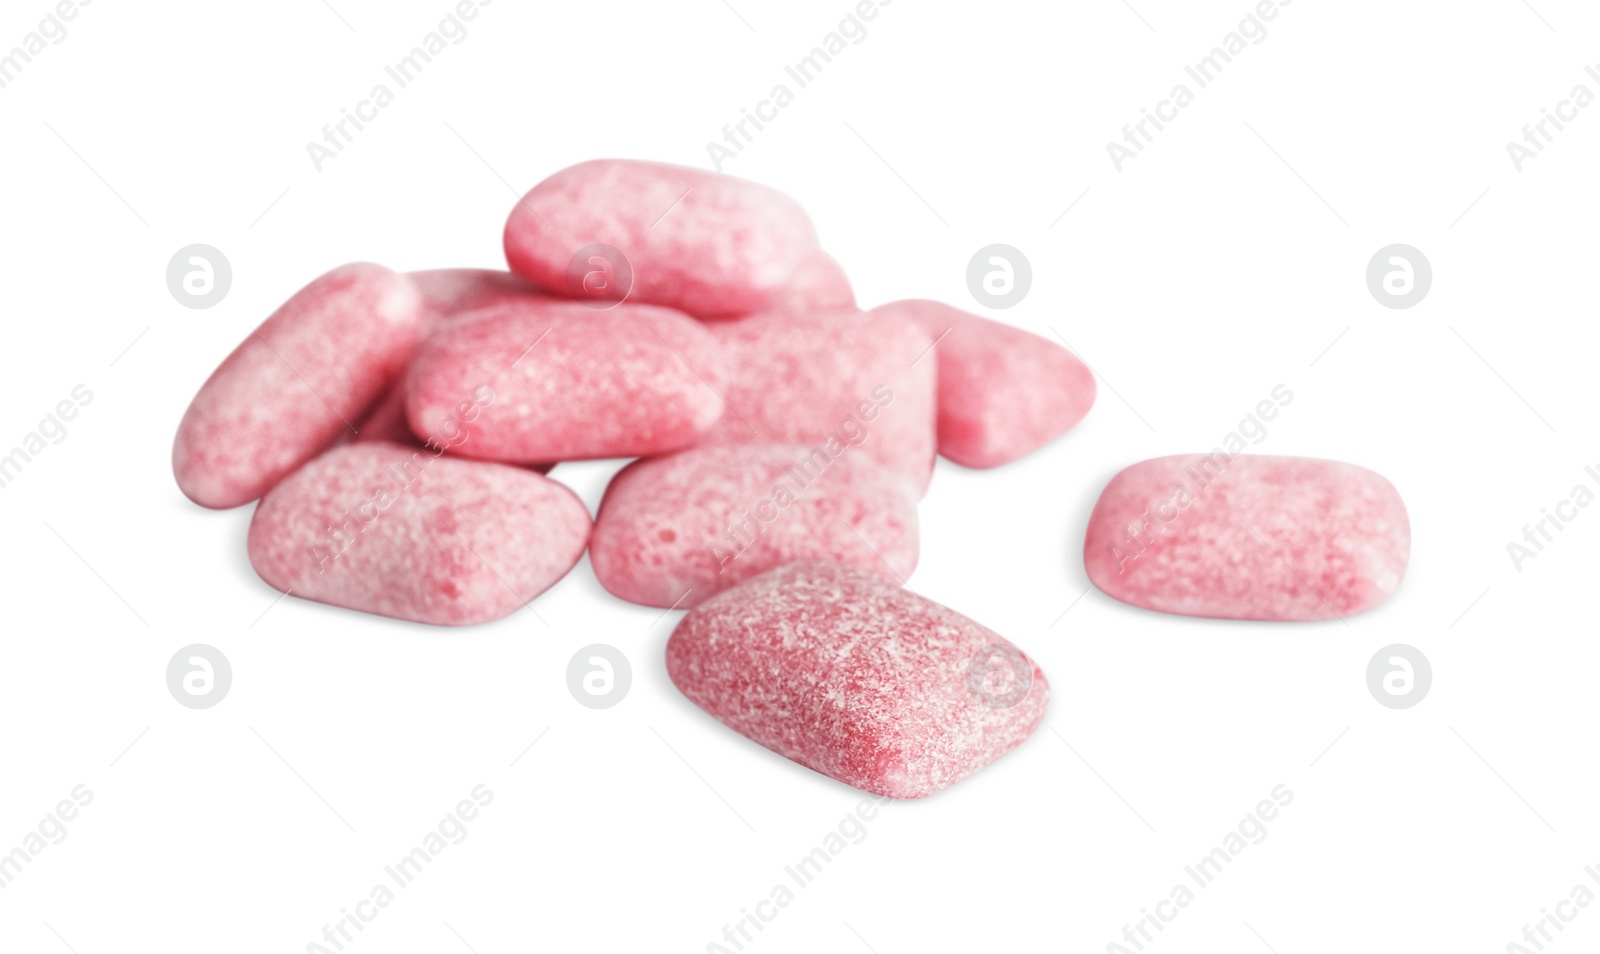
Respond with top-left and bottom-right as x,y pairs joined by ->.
870,300 -> 1096,469
404,299 -> 727,463
503,159 -> 822,320
590,443 -> 919,608
1084,454 -> 1411,621
667,561 -> 1049,799
702,308 -> 937,496
407,268 -> 546,332
172,263 -> 421,510
248,442 -> 590,626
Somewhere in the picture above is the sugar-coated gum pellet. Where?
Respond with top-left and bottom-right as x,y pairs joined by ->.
590,444 -> 918,608
1084,454 -> 1410,621
871,300 -> 1096,469
248,442 -> 590,626
172,263 -> 421,510
504,159 -> 822,320
405,299 -> 728,463
702,308 -> 936,497
667,561 -> 1049,798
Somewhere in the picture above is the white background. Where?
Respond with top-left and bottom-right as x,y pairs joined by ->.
1,1 -> 1597,951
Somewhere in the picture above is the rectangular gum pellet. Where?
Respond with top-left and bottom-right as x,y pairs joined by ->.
248,442 -> 591,626
667,561 -> 1049,798
1084,454 -> 1410,621
171,263 -> 421,509
404,299 -> 728,462
590,443 -> 919,608
504,159 -> 824,320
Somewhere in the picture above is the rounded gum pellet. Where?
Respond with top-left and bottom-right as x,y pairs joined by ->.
404,299 -> 727,463
247,442 -> 590,626
667,561 -> 1049,798
504,159 -> 822,320
172,263 -> 421,510
591,443 -> 919,608
1084,454 -> 1411,621
871,299 -> 1096,469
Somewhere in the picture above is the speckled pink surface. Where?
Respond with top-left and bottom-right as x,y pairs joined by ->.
172,263 -> 421,510
408,268 -> 547,332
702,309 -> 937,496
503,159 -> 821,320
591,444 -> 918,608
404,299 -> 727,463
872,300 -> 1096,469
1085,454 -> 1410,621
667,562 -> 1049,798
248,442 -> 591,626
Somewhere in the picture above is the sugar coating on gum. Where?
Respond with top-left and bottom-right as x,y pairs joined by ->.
248,442 -> 591,626
667,561 -> 1049,799
1084,454 -> 1410,621
504,159 -> 822,320
703,308 -> 936,496
405,299 -> 728,463
172,263 -> 421,510
591,443 -> 918,608
872,299 -> 1096,469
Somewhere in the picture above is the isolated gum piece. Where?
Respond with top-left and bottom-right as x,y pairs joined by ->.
591,444 -> 918,608
667,561 -> 1049,798
172,263 -> 421,509
503,159 -> 822,320
1084,454 -> 1410,621
704,309 -> 937,496
248,442 -> 590,626
408,268 -> 546,331
872,300 -> 1096,469
405,299 -> 727,463
762,251 -> 855,315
